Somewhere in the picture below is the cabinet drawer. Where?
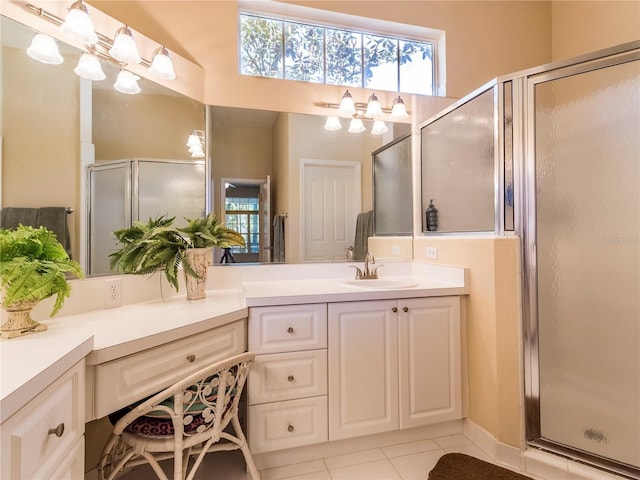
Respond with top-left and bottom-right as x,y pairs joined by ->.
94,320 -> 245,418
249,350 -> 327,405
1,361 -> 85,480
248,396 -> 327,454
249,304 -> 327,354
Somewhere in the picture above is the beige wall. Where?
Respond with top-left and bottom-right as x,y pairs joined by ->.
551,1 -> 640,61
414,236 -> 522,447
89,0 -> 552,114
1,46 -> 81,259
93,90 -> 204,161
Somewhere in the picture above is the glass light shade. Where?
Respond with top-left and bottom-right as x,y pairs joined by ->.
26,34 -> 63,65
371,120 -> 389,135
74,53 -> 106,80
186,132 -> 202,148
324,116 -> 342,131
113,70 -> 141,94
348,118 -> 366,133
337,90 -> 356,116
148,46 -> 176,80
60,1 -> 98,45
109,26 -> 141,64
391,96 -> 409,118
189,145 -> 205,158
365,93 -> 382,119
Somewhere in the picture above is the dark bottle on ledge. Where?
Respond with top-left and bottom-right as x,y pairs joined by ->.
426,199 -> 438,231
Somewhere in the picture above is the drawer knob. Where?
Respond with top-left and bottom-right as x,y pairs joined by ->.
403,307 -> 408,312
287,375 -> 295,382
287,424 -> 295,433
392,307 -> 398,313
287,327 -> 294,334
186,354 -> 196,363
48,423 -> 65,438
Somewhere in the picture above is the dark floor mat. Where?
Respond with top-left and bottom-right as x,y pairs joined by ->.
428,453 -> 534,480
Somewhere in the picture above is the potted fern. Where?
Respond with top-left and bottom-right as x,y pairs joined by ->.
110,213 -> 245,300
0,225 -> 84,339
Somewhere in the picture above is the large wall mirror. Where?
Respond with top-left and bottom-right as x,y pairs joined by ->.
1,14 -> 413,278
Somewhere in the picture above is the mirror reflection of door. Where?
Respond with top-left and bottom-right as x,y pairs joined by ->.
222,177 -> 271,263
301,159 -> 361,262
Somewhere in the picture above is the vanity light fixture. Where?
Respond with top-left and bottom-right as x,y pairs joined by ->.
391,96 -> 409,118
324,116 -> 342,131
364,93 -> 383,119
187,130 -> 205,158
60,0 -> 98,45
337,90 -> 356,116
109,25 -> 141,64
26,33 -> 64,65
148,46 -> 176,80
370,119 -> 389,135
74,52 -> 106,80
348,118 -> 366,134
113,70 -> 141,94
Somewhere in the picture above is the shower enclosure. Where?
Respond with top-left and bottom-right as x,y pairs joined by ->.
87,159 -> 205,276
420,41 -> 639,477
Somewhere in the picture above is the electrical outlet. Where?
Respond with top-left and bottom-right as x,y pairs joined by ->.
426,246 -> 438,259
392,245 -> 401,255
104,278 -> 122,308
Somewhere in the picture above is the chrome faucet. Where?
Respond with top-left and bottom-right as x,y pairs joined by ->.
350,252 -> 380,280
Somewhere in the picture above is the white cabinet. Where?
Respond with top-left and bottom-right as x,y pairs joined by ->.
1,360 -> 85,480
328,297 -> 461,441
328,300 -> 399,440
248,303 -> 328,454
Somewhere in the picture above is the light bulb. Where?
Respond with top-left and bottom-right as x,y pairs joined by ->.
74,52 -> 106,80
26,34 -> 63,65
324,116 -> 342,131
337,90 -> 356,116
371,120 -> 389,135
365,93 -> 382,119
113,70 -> 141,94
109,26 -> 141,64
348,118 -> 366,133
391,96 -> 409,118
60,0 -> 98,45
149,46 -> 176,80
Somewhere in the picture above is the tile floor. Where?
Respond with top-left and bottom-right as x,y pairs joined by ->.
104,433 -> 541,480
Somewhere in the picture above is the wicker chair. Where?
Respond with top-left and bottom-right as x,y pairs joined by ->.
98,352 -> 259,480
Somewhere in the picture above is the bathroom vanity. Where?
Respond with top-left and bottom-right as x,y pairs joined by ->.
0,263 -> 467,478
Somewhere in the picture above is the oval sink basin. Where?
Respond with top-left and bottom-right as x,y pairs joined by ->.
338,278 -> 419,290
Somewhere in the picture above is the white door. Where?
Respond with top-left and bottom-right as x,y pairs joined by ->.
301,160 -> 361,262
398,297 -> 462,429
259,175 -> 271,262
328,300 -> 398,440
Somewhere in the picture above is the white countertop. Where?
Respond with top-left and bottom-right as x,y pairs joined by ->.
0,266 -> 467,424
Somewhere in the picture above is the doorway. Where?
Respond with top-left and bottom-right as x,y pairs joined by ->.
221,177 -> 270,263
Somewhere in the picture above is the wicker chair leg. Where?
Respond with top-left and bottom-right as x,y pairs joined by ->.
231,415 -> 260,480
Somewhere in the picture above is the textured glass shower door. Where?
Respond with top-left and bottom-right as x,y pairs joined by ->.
531,57 -> 639,471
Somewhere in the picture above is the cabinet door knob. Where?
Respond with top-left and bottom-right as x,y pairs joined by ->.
402,307 -> 408,312
186,354 -> 196,363
287,375 -> 295,382
392,307 -> 398,313
48,423 -> 65,438
287,327 -> 295,334
287,424 -> 295,432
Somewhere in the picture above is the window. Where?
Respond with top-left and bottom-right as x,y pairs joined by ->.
224,196 -> 259,254
240,13 -> 435,95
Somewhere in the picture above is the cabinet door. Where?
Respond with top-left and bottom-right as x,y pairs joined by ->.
328,300 -> 398,440
398,297 -> 461,428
